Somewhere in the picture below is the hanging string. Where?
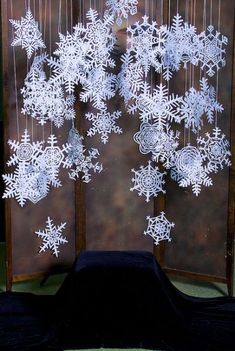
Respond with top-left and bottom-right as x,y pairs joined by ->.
215,0 -> 221,128
176,0 -> 179,14
10,0 -> 20,141
70,0 -> 73,33
210,0 -> 213,25
49,0 -> 53,136
58,0 -> 62,34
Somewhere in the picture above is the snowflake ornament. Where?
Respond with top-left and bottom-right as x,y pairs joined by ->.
127,15 -> 166,75
35,217 -> 68,257
105,0 -> 138,26
134,122 -> 180,169
199,77 -> 223,123
10,8 -> 45,59
67,127 -> 85,166
171,145 -> 213,196
144,212 -> 174,245
130,161 -> 166,202
199,25 -> 228,77
85,109 -> 122,144
128,82 -> 182,127
197,127 -> 231,173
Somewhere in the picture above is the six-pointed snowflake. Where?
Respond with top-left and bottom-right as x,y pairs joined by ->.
144,212 -> 174,245
199,25 -> 228,77
197,127 -> 231,173
86,109 -> 122,144
35,217 -> 68,257
105,0 -> 138,26
10,8 -> 45,59
130,161 -> 166,202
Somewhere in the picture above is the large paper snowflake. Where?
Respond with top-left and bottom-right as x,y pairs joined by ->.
134,122 -> 180,168
128,82 -> 182,126
197,127 -> 231,173
10,8 -> 45,59
199,25 -> 228,77
35,217 -> 68,258
162,14 -> 199,80
86,109 -> 122,144
171,145 -> 213,196
127,15 -> 166,75
105,0 -> 138,26
22,54 -> 75,127
130,161 -> 166,202
144,212 -> 174,245
80,68 -> 117,109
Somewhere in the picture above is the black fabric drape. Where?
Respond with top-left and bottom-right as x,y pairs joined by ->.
0,251 -> 235,350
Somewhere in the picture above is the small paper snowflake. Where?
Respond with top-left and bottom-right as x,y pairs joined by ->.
130,161 -> 166,202
86,109 -> 122,144
171,145 -> 213,196
105,0 -> 138,26
35,217 -> 68,257
197,127 -> 231,173
199,77 -> 223,123
144,212 -> 174,245
10,8 -> 45,59
199,25 -> 228,77
67,127 -> 85,166
133,122 -> 180,168
128,82 -> 182,127
127,15 -> 166,74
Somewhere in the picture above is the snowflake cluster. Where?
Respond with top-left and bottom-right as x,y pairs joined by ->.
35,217 -> 68,257
144,212 -> 174,245
105,0 -> 138,26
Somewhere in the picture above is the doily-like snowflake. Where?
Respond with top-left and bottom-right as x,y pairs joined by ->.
144,212 -> 174,245
80,67 -> 117,109
171,145 -> 213,196
85,109 -> 122,144
133,122 -> 180,168
197,127 -> 231,173
6,129 -> 44,167
178,78 -> 224,133
10,8 -> 45,59
128,82 -> 182,126
22,54 -> 75,127
130,160 -> 166,202
118,53 -> 144,103
162,14 -> 199,80
127,15 -> 166,75
199,25 -> 228,77
35,217 -> 68,257
105,0 -> 138,26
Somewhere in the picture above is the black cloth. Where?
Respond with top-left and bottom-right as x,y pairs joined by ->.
0,251 -> 235,350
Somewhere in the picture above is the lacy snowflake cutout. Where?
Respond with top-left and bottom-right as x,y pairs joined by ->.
127,15 -> 166,75
199,25 -> 228,77
86,109 -> 122,144
128,82 -> 182,127
171,145 -> 213,196
67,127 -> 85,166
162,14 -> 198,80
7,129 -> 43,167
144,212 -> 174,245
35,217 -> 68,257
197,127 -> 231,173
10,8 -> 45,59
199,77 -> 223,123
105,0 -> 138,26
80,68 -> 117,109
130,161 -> 166,202
134,122 -> 180,169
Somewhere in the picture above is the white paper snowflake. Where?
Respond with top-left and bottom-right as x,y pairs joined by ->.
80,67 -> 117,109
23,164 -> 50,204
199,77 -> 223,123
86,109 -> 122,144
171,145 -> 213,196
162,14 -> 199,80
67,127 -> 85,166
128,82 -> 182,127
199,25 -> 228,77
35,217 -> 68,257
105,0 -> 138,26
130,161 -> 166,202
7,129 -> 44,167
68,148 -> 103,183
127,15 -> 166,75
197,127 -> 231,173
144,212 -> 174,245
10,8 -> 45,59
133,122 -> 180,168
